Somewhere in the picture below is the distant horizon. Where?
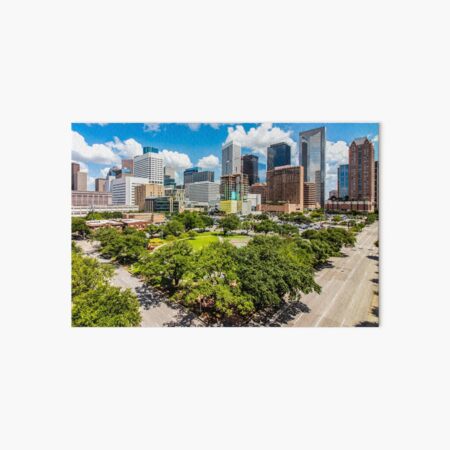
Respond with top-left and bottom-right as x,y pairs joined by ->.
71,122 -> 379,195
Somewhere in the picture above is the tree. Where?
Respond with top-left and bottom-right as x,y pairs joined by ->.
72,217 -> 91,238
241,221 -> 252,235
279,223 -> 299,236
218,214 -> 240,235
146,224 -> 160,238
253,219 -> 278,234
162,219 -> 185,237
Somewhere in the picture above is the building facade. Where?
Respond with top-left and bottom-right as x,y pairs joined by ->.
75,171 -> 87,191
71,162 -> 80,190
121,159 -> 134,174
183,167 -> 215,185
134,152 -> 164,185
267,142 -> 291,171
221,141 -> 241,176
303,182 -> 317,209
337,164 -> 349,199
266,165 -> 304,209
325,200 -> 375,213
134,183 -> 165,211
95,178 -> 106,192
329,190 -> 338,199
348,137 -> 375,202
300,127 -> 326,207
111,176 -> 148,205
375,160 -> 379,209
241,154 -> 259,186
144,196 -> 182,214
220,173 -> 248,201
72,191 -> 112,207
185,181 -> 220,204
249,182 -> 267,203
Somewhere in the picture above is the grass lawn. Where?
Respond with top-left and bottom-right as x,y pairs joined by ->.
223,235 -> 251,242
186,234 -> 219,251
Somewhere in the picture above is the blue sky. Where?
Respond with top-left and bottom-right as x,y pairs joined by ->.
72,122 -> 379,195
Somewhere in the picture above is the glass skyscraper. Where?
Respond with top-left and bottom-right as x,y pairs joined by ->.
337,164 -> 349,199
267,142 -> 291,171
300,127 -> 326,207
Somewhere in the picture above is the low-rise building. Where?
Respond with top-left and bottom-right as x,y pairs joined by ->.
260,203 -> 304,214
325,200 -> 375,213
249,182 -> 267,203
123,212 -> 165,224
186,181 -> 220,204
135,183 -> 165,211
72,191 -> 112,207
111,176 -> 148,205
71,204 -> 139,216
144,196 -> 183,214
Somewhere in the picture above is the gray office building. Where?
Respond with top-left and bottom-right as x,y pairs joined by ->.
241,154 -> 259,186
183,167 -> 214,185
300,127 -> 326,207
221,141 -> 241,175
267,142 -> 291,171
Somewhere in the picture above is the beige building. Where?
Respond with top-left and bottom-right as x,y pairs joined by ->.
72,191 -> 112,207
95,178 -> 106,192
304,182 -> 317,209
74,171 -> 87,191
266,165 -> 304,209
135,183 -> 165,211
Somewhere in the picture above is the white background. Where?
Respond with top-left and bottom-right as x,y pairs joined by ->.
1,0 -> 449,449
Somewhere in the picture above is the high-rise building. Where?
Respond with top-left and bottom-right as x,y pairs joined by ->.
134,152 -> 164,185
71,162 -> 80,190
134,183 -> 165,211
122,159 -> 134,175
241,154 -> 259,186
249,183 -> 267,203
348,137 -> 375,202
111,176 -> 149,205
183,167 -> 214,185
164,166 -> 176,186
266,165 -> 304,209
375,160 -> 379,209
337,164 -> 349,199
186,181 -> 220,204
300,127 -> 326,207
303,182 -> 317,209
267,142 -> 291,171
95,178 -> 106,192
143,146 -> 159,154
221,141 -> 241,176
220,173 -> 248,201
75,171 -> 88,191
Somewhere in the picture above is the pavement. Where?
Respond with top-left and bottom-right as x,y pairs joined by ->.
75,240 -> 203,327
267,222 -> 379,327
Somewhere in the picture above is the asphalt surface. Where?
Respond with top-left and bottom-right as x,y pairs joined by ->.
278,222 -> 379,327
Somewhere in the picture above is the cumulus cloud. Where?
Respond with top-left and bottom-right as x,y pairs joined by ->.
224,122 -> 296,161
197,154 -> 220,170
372,134 -> 379,142
85,123 -> 109,127
187,123 -> 201,131
87,176 -> 95,190
107,136 -> 143,158
160,149 -> 193,182
99,167 -> 110,178
72,131 -> 120,165
325,140 -> 349,197
143,123 -> 160,132
209,123 -> 220,129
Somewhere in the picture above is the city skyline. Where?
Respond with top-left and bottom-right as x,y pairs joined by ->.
71,122 -> 379,196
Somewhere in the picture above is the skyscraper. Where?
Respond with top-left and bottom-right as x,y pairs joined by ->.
220,173 -> 248,201
222,141 -> 241,176
95,178 -> 106,192
267,142 -> 291,171
337,164 -> 349,199
241,154 -> 259,186
300,127 -> 326,207
71,162 -> 80,190
134,151 -> 164,185
164,166 -> 176,186
348,137 -> 375,202
266,165 -> 304,208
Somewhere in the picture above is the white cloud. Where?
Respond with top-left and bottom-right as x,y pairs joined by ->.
209,123 -> 220,129
87,176 -> 95,190
160,149 -> 193,183
187,123 -> 201,131
143,123 -> 160,132
325,140 -> 349,197
225,122 -> 296,161
85,123 -> 109,127
107,136 -> 143,158
197,154 -> 220,170
72,131 -> 120,165
99,167 -> 110,178
372,134 -> 379,142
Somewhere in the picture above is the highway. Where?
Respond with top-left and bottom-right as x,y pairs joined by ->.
279,222 -> 379,327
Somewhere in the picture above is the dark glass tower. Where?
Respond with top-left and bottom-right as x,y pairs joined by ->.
241,154 -> 259,186
300,127 -> 326,207
267,142 -> 291,171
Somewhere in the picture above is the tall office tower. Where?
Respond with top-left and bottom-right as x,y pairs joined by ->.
164,166 -> 176,186
220,174 -> 248,201
348,137 -> 375,202
375,160 -> 379,208
249,182 -> 267,203
183,167 -> 214,185
300,127 -> 326,207
143,146 -> 159,154
134,151 -> 164,185
111,176 -> 149,205
267,142 -> 291,171
75,171 -> 87,191
303,182 -> 317,209
71,162 -> 80,190
221,141 -> 241,176
241,154 -> 259,186
95,178 -> 106,192
122,159 -> 134,175
266,165 -> 304,208
337,164 -> 349,199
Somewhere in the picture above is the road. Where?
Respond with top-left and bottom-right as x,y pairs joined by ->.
76,240 -> 203,327
269,222 -> 379,327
